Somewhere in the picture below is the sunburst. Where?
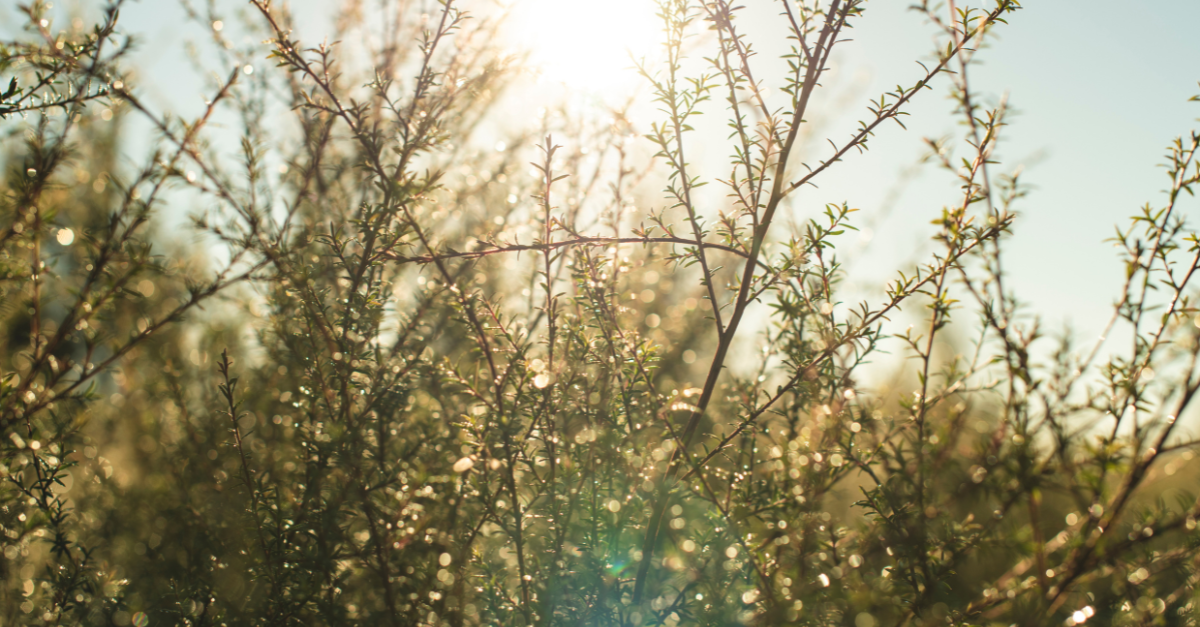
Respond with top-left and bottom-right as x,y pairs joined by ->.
507,0 -> 659,93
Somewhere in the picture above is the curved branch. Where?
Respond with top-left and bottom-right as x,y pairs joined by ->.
382,235 -> 758,266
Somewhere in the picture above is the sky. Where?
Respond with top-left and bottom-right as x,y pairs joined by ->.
834,1 -> 1200,340
8,0 -> 1200,349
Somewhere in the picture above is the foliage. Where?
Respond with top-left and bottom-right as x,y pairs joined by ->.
2,0 -> 1199,626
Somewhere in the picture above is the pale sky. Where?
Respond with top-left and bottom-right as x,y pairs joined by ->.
9,0 -> 1200,347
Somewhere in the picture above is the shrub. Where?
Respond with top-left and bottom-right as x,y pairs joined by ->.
2,0 -> 1199,625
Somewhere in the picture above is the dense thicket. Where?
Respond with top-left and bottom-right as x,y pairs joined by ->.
2,1 -> 1199,626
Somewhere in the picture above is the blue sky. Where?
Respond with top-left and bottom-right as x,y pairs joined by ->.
833,1 -> 1200,340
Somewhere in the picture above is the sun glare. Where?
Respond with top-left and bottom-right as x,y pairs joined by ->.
510,0 -> 660,93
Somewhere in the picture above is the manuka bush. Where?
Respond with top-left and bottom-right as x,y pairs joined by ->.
2,1 -> 1199,625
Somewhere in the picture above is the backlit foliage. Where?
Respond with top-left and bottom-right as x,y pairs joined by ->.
2,1 -> 1199,626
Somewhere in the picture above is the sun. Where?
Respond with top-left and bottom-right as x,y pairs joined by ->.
506,0 -> 660,93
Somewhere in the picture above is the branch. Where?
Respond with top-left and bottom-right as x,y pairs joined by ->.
381,235 -> 754,266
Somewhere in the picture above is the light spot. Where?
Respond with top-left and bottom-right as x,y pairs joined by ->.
508,0 -> 658,93
56,228 -> 74,245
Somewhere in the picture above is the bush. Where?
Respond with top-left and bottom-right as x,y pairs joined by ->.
2,0 -> 1199,625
